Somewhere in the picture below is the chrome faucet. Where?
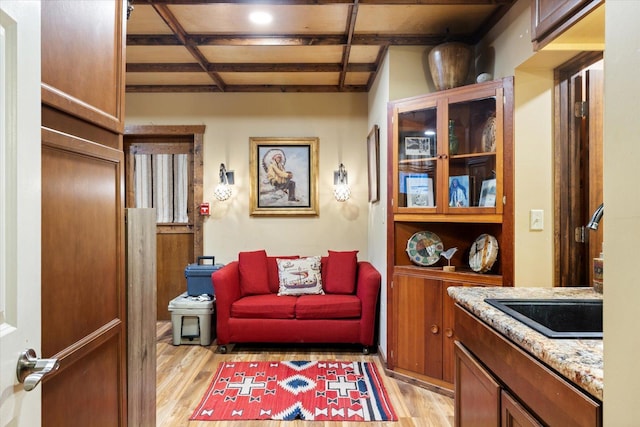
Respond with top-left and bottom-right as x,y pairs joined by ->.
587,203 -> 604,230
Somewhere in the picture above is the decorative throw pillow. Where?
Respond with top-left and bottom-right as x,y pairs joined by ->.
267,256 -> 298,294
277,256 -> 324,296
239,250 -> 270,296
324,250 -> 359,294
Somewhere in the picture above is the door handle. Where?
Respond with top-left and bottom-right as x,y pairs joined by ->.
16,348 -> 60,391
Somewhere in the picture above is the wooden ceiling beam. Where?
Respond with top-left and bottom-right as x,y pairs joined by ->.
151,4 -> 227,90
126,62 -> 376,72
126,84 -> 369,93
339,0 -> 359,89
126,33 -> 469,46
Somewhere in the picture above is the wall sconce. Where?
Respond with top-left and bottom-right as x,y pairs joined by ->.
213,163 -> 234,201
333,163 -> 351,202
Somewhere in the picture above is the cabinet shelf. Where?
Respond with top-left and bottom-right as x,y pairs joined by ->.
393,213 -> 503,223
394,265 -> 503,286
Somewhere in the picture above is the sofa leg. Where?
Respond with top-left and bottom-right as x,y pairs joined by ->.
218,345 -> 227,354
362,346 -> 370,355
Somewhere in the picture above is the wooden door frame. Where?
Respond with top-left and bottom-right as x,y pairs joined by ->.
123,125 -> 205,258
553,51 -> 603,287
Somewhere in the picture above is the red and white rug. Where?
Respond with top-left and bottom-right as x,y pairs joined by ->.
190,360 -> 398,421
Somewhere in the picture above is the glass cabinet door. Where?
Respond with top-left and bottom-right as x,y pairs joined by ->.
446,94 -> 501,211
396,105 -> 438,209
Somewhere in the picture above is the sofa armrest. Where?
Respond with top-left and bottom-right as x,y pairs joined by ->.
212,261 -> 241,344
355,261 -> 381,346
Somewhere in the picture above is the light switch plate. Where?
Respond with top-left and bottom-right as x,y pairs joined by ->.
530,209 -> 544,231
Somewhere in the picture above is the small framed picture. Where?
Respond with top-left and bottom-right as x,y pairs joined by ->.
367,125 -> 380,203
449,175 -> 470,207
479,178 -> 497,207
404,136 -> 434,157
405,175 -> 434,207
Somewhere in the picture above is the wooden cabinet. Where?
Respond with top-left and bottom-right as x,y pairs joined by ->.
531,0 -> 603,50
455,341 -> 543,427
391,267 -> 503,388
454,342 -> 500,426
454,304 -> 602,426
387,78 -> 514,388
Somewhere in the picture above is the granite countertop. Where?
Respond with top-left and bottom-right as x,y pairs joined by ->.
448,286 -> 603,401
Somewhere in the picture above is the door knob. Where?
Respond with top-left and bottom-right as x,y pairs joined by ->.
16,349 -> 59,391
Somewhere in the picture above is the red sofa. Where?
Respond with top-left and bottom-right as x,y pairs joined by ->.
213,250 -> 381,354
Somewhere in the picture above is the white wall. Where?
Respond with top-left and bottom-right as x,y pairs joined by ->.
603,2 -> 640,424
125,92 -> 369,264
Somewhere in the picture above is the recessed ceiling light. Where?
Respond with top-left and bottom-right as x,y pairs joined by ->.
249,11 -> 273,25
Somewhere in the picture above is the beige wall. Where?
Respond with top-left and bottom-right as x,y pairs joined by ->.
125,92 -> 369,264
603,2 -> 640,423
367,52 -> 390,353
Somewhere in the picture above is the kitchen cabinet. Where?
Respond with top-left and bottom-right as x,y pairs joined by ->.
531,0 -> 603,50
454,304 -> 602,426
387,78 -> 514,389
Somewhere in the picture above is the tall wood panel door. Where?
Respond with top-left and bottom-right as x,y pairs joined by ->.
41,0 -> 127,425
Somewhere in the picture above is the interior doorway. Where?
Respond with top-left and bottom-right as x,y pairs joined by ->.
124,125 -> 205,320
554,52 -> 604,288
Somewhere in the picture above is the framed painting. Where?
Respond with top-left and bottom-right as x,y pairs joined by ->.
249,137 -> 319,216
367,125 -> 380,203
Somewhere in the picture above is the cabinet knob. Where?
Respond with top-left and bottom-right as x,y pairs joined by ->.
445,328 -> 454,338
430,324 -> 440,334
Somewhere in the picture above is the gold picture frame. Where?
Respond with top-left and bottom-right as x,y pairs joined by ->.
249,137 -> 319,216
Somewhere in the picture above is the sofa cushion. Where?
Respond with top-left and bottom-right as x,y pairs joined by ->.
277,256 -> 324,296
324,250 -> 359,294
267,256 -> 298,294
231,294 -> 297,319
239,250 -> 270,296
295,294 -> 361,319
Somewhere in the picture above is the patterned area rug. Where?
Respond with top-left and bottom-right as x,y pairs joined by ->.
190,360 -> 398,421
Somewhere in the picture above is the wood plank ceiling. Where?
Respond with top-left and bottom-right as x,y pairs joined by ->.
126,0 -> 515,93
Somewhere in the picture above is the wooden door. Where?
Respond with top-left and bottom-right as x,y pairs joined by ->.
442,282 -> 461,384
40,1 -> 127,425
554,54 -> 603,287
393,273 -> 442,378
454,342 -> 500,427
124,126 -> 205,320
501,391 -> 543,427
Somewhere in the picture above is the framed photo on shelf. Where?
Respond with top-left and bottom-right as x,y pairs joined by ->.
479,178 -> 497,207
367,125 -> 380,203
449,175 -> 470,207
249,137 -> 319,216
404,136 -> 434,157
405,174 -> 434,207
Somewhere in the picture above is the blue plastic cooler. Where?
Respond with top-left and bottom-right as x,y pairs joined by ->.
184,256 -> 223,296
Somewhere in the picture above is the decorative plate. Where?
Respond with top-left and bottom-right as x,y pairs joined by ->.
481,115 -> 497,152
406,231 -> 444,266
469,234 -> 499,273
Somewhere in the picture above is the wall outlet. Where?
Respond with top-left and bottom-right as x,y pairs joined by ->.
530,209 -> 544,231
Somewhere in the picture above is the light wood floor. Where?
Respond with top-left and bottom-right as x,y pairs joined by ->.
156,322 -> 454,426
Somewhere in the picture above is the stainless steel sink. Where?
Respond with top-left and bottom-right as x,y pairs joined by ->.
484,298 -> 603,339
